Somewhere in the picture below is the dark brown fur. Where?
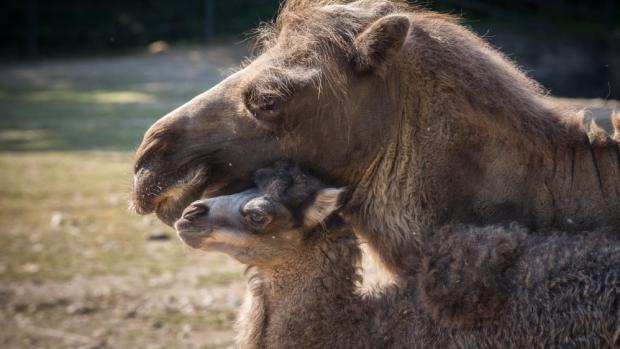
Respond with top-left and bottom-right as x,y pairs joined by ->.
176,165 -> 620,348
133,0 -> 620,275
418,224 -> 526,328
241,221 -> 620,348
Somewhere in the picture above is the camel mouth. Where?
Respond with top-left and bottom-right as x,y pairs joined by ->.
176,229 -> 211,249
131,166 -> 210,224
132,164 -> 253,226
175,219 -> 214,248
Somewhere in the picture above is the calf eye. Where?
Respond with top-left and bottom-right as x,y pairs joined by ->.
245,210 -> 271,227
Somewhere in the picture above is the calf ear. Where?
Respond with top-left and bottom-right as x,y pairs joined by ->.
352,14 -> 410,73
304,188 -> 345,227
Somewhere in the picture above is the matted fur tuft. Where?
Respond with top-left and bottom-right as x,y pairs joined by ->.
612,110 -> 620,140
253,161 -> 328,210
565,109 -> 587,134
588,118 -> 615,146
419,224 -> 527,328
235,266 -> 267,349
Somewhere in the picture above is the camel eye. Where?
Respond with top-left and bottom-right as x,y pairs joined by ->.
259,95 -> 277,111
246,90 -> 282,124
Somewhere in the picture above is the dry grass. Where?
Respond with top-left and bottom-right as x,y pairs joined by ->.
0,44 -> 247,349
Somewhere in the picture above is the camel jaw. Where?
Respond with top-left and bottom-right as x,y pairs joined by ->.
131,166 -> 210,226
132,164 -> 253,227
154,179 -> 239,226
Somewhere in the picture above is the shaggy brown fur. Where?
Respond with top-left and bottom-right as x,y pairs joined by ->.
245,224 -> 620,348
417,224 -> 526,329
133,0 -> 620,274
176,165 -> 620,348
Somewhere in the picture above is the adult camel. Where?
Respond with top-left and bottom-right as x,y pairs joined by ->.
132,0 -> 620,274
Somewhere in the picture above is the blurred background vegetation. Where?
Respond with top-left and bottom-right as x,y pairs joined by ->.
2,0 -> 619,98
0,1 -> 618,348
1,1 -> 618,53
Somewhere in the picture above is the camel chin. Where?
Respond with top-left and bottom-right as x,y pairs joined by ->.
132,164 -> 214,224
154,192 -> 201,227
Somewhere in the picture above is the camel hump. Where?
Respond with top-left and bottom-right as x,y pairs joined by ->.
418,224 -> 527,329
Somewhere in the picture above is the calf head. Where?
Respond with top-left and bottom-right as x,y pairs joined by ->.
174,162 -> 344,266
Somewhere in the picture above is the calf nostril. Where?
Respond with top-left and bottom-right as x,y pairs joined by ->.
182,202 -> 209,220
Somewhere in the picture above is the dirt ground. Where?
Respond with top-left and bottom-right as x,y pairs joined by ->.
0,42 -> 618,349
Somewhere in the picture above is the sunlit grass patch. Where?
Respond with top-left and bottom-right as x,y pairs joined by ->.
0,150 -> 244,284
0,91 -> 165,151
0,150 -> 137,280
0,129 -> 54,151
23,90 -> 156,104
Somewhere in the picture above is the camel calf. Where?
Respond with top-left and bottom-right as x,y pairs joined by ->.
174,163 -> 620,348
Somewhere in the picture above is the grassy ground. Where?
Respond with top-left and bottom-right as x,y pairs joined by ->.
0,43 -> 618,349
0,44 -> 248,349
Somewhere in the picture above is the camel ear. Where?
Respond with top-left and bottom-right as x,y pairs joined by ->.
304,188 -> 345,226
352,14 -> 410,73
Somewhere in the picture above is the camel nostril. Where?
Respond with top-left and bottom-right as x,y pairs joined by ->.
182,202 -> 209,220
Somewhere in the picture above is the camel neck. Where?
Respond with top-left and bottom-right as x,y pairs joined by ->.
540,134 -> 620,230
250,229 -> 365,348
345,104 -> 620,274
244,228 -> 432,349
260,229 -> 361,303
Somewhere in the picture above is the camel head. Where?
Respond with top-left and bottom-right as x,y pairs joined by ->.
132,1 -> 411,225
174,162 -> 344,265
